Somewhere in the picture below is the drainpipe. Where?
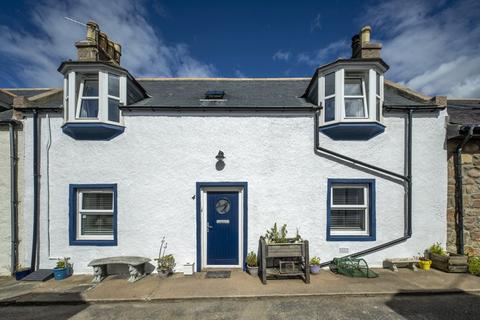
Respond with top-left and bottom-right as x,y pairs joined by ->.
315,105 -> 438,267
31,109 -> 40,271
454,126 -> 474,255
0,118 -> 20,276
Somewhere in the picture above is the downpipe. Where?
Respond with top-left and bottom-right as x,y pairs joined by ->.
315,106 -> 430,268
9,122 -> 19,275
31,109 -> 40,271
454,126 -> 475,255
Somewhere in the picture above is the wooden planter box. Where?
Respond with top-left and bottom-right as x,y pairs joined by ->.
430,253 -> 468,273
258,236 -> 310,284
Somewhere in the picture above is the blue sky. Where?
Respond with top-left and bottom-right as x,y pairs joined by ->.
0,0 -> 479,97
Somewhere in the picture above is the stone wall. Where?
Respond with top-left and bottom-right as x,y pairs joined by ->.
447,140 -> 480,256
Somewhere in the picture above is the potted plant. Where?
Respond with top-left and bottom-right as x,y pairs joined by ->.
418,256 -> 432,271
428,242 -> 468,273
246,251 -> 258,276
468,256 -> 480,276
53,257 -> 73,280
310,256 -> 321,274
156,237 -> 176,277
14,265 -> 32,280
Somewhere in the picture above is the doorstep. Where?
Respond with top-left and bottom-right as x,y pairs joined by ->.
1,269 -> 480,305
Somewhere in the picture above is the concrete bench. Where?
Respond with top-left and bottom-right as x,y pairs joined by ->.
88,256 -> 151,283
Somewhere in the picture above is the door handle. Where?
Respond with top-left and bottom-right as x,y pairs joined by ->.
207,222 -> 213,232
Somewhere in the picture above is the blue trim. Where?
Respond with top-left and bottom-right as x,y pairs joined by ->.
196,182 -> 248,272
69,184 -> 118,246
319,122 -> 385,140
326,179 -> 376,241
62,122 -> 124,141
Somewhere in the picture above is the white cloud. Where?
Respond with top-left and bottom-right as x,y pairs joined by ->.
296,40 -> 349,66
273,50 -> 291,61
0,0 -> 216,87
362,0 -> 480,98
310,14 -> 322,33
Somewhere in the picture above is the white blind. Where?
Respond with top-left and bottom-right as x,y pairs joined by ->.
81,214 -> 113,235
82,193 -> 113,210
331,209 -> 365,230
332,187 -> 365,205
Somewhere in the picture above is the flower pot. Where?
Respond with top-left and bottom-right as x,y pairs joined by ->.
310,264 -> 321,274
53,267 -> 71,280
418,259 -> 432,271
158,269 -> 172,278
15,268 -> 32,280
247,265 -> 258,276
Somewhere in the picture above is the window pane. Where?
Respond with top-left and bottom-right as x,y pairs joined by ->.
345,98 -> 365,118
108,98 -> 120,122
333,187 -> 365,205
325,97 -> 335,122
82,192 -> 113,210
325,73 -> 335,96
376,73 -> 380,95
376,97 -> 381,121
331,209 -> 366,230
83,80 -> 99,97
108,74 -> 120,97
79,99 -> 99,118
81,214 -> 113,235
344,78 -> 363,95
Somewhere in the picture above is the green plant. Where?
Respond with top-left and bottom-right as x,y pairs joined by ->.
155,236 -> 176,272
157,254 -> 176,271
246,251 -> 258,267
310,256 -> 321,265
56,257 -> 71,269
468,256 -> 480,276
429,242 -> 447,256
265,223 -> 288,243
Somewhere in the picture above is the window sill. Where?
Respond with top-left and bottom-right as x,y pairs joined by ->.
62,122 -> 124,141
69,239 -> 117,246
319,121 -> 385,140
326,234 -> 376,241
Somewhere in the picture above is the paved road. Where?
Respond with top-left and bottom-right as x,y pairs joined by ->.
1,293 -> 479,320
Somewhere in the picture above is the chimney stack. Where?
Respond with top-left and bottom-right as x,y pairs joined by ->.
351,25 -> 382,59
74,20 -> 122,65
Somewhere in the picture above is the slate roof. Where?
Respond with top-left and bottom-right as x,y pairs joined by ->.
0,109 -> 13,122
447,100 -> 480,125
131,78 -> 314,108
1,78 -> 442,111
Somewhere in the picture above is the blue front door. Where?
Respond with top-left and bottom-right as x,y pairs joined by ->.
207,192 -> 239,265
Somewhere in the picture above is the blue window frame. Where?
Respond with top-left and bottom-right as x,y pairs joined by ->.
69,184 -> 118,246
326,179 -> 376,241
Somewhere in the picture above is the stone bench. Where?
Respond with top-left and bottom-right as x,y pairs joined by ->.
88,256 -> 151,283
383,258 -> 419,272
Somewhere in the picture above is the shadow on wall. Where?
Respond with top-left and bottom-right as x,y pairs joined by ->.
385,290 -> 480,319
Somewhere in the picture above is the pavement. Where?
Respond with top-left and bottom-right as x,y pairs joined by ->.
0,268 -> 479,305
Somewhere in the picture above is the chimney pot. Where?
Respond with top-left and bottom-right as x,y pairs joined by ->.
360,25 -> 372,44
86,21 -> 99,42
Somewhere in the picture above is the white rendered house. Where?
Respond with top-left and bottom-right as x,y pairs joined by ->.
10,23 -> 448,274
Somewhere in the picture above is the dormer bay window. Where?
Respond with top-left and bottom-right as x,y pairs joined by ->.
315,64 -> 387,140
60,68 -> 128,141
